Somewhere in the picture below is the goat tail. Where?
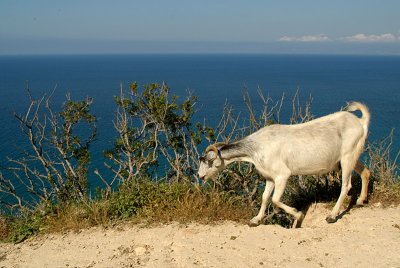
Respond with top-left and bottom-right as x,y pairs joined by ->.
346,101 -> 370,134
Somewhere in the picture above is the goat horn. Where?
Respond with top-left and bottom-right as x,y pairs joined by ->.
205,144 -> 219,161
214,142 -> 227,148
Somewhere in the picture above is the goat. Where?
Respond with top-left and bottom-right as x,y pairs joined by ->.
198,102 -> 370,226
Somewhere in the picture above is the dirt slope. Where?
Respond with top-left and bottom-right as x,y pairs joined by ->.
1,204 -> 400,268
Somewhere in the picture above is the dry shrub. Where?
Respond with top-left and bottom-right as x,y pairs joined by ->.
370,183 -> 400,205
366,131 -> 400,205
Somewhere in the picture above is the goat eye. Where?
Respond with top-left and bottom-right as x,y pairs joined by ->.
207,160 -> 213,167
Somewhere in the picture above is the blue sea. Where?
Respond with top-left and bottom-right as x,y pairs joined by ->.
1,54 -> 400,192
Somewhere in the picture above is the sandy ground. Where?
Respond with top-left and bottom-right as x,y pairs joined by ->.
1,204 -> 400,268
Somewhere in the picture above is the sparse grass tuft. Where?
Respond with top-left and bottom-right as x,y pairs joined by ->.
366,131 -> 400,206
44,202 -> 105,233
138,187 -> 255,224
370,183 -> 400,206
0,216 -> 11,242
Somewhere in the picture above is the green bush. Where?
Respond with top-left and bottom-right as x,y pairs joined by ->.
107,179 -> 191,219
8,213 -> 45,243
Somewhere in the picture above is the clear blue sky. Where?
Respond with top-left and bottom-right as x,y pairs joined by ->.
1,0 -> 399,54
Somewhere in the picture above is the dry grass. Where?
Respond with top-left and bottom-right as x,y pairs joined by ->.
0,217 -> 10,241
45,202 -> 109,233
369,183 -> 400,206
366,131 -> 400,206
24,186 -> 255,238
44,189 -> 255,233
137,189 -> 255,225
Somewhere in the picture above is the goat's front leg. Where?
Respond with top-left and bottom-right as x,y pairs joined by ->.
249,180 -> 274,227
326,159 -> 353,223
271,175 -> 304,228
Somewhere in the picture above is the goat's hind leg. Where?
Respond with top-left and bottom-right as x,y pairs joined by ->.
354,161 -> 370,206
249,180 -> 274,227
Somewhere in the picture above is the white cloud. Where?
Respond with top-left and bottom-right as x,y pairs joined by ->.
278,34 -> 330,42
279,33 -> 400,43
341,33 -> 398,42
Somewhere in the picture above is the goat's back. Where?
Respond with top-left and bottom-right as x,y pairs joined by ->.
246,110 -> 367,176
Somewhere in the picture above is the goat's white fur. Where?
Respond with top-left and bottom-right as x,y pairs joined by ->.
198,102 -> 370,226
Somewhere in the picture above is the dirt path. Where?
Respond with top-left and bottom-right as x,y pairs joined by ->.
1,204 -> 400,268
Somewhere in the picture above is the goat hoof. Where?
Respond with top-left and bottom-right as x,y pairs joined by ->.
325,216 -> 337,223
294,213 -> 305,228
356,199 -> 367,207
248,220 -> 260,227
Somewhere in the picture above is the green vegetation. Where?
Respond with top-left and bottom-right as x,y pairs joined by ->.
0,84 -> 399,243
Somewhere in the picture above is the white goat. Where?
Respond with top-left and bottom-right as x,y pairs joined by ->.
198,102 -> 370,226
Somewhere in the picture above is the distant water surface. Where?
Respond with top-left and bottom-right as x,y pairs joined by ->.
1,54 -> 399,190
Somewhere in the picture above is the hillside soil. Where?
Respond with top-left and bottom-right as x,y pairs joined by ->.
1,204 -> 400,268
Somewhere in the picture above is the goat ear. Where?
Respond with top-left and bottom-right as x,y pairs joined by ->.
213,157 -> 223,167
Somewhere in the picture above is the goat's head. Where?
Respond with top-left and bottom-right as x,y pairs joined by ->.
198,143 -> 226,183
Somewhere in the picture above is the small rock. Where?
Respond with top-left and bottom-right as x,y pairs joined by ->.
0,254 -> 6,262
298,240 -> 306,245
134,246 -> 147,256
373,202 -> 382,208
86,261 -> 96,268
